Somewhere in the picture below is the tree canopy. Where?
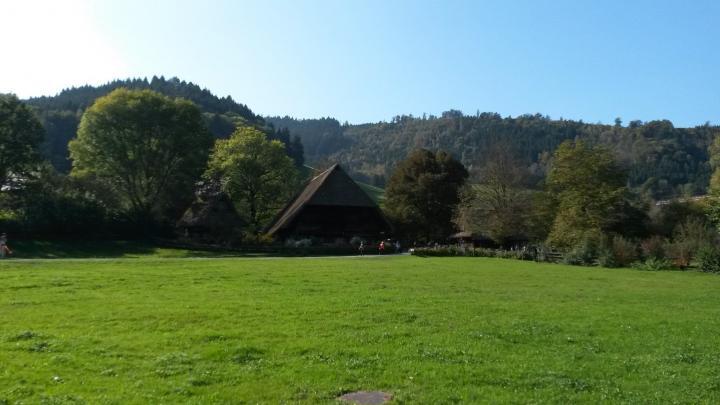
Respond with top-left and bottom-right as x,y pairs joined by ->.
706,135 -> 720,228
0,93 -> 45,186
455,143 -> 533,246
205,126 -> 299,233
384,149 -> 468,241
546,140 -> 628,248
28,76 -> 259,120
269,114 -> 718,200
69,88 -> 213,222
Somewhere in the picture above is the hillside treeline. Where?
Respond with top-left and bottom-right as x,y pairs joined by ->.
27,76 -> 303,172
25,77 -> 720,201
267,113 -> 719,200
1,84 -> 306,240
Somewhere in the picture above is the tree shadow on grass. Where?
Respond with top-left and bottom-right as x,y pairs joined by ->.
11,240 -> 163,259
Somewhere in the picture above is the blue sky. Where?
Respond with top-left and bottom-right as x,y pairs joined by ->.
1,0 -> 718,127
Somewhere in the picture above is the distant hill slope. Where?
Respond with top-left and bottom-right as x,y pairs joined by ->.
358,182 -> 385,205
26,76 -> 263,172
268,113 -> 720,200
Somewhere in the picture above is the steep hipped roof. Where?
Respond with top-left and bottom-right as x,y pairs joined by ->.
266,164 -> 380,236
177,181 -> 245,234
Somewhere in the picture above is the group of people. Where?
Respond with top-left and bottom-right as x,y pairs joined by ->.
358,239 -> 401,256
0,233 -> 12,258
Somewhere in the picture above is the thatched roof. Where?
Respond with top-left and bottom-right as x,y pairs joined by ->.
266,164 -> 387,237
177,181 -> 244,236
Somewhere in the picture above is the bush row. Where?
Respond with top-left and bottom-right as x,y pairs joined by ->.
566,234 -> 720,273
410,246 -> 538,261
410,238 -> 720,274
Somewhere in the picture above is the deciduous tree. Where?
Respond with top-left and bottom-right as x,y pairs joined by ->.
455,144 -> 532,246
546,140 -> 627,248
205,126 -> 299,233
69,88 -> 212,222
0,94 -> 45,186
384,149 -> 468,241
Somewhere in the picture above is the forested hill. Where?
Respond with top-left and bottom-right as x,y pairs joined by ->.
27,76 -> 258,119
26,76 -> 263,172
267,113 -> 720,200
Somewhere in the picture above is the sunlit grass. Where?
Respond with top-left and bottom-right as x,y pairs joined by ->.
1,256 -> 719,403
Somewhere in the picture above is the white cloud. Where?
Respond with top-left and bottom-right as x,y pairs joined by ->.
0,0 -> 129,98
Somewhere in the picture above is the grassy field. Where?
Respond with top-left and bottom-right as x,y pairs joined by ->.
1,256 -> 720,403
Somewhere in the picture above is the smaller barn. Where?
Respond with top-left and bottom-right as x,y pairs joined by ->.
266,164 -> 391,241
177,181 -> 244,243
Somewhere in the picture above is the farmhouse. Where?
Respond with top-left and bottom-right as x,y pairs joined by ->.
177,181 -> 244,242
266,164 -> 391,240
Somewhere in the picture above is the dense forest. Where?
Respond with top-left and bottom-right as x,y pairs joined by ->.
26,76 -> 304,172
22,77 -> 720,201
4,76 -> 720,271
267,113 -> 719,200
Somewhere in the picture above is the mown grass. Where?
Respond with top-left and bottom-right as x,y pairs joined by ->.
1,256 -> 719,403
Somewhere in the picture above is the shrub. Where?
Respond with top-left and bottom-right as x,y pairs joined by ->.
610,236 -> 638,267
241,232 -> 274,246
696,246 -> 720,273
410,245 -> 536,260
471,248 -> 496,258
632,257 -> 673,271
667,217 -> 717,267
533,243 -> 552,262
496,249 -> 516,259
332,238 -> 349,247
665,241 -> 693,268
597,248 -> 617,268
257,233 -> 275,245
515,247 -> 536,261
640,236 -> 666,260
562,238 -> 598,266
674,217 -> 716,253
411,247 -> 455,257
284,238 -> 313,248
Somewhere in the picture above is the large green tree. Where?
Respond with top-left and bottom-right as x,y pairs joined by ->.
0,94 -> 45,186
384,149 -> 468,241
546,140 -> 627,248
205,126 -> 298,233
707,135 -> 720,227
455,144 -> 533,246
69,88 -> 212,222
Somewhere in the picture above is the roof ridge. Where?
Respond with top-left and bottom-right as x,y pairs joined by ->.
310,163 -> 339,182
264,164 -> 342,235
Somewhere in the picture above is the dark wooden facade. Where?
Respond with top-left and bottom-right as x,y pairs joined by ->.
266,164 -> 391,240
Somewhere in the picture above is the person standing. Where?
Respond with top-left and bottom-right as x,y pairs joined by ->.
394,240 -> 401,253
358,240 -> 365,256
379,240 -> 385,255
0,233 -> 11,258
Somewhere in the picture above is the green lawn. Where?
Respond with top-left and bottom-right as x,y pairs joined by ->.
1,256 -> 719,403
